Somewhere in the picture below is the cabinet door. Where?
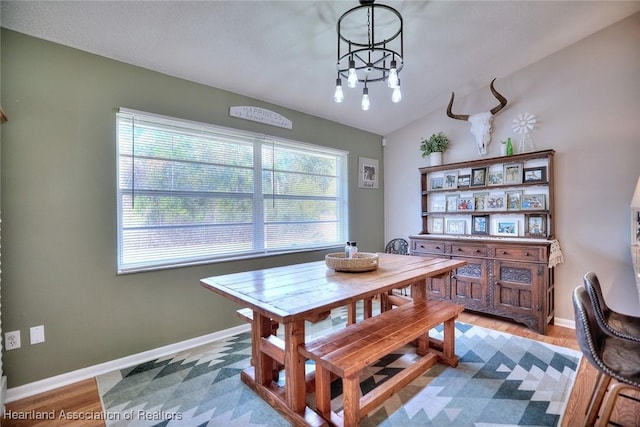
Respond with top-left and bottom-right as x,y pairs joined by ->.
426,276 -> 448,300
492,260 -> 543,332
451,256 -> 489,310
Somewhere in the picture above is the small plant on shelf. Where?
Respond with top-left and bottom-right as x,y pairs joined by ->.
420,132 -> 450,157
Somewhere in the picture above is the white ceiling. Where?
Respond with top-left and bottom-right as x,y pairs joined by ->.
2,1 -> 639,135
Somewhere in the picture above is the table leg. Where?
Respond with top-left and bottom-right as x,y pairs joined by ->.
411,278 -> 427,302
284,319 -> 307,413
412,279 -> 431,355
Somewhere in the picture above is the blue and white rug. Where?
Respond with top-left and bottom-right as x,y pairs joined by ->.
96,305 -> 581,427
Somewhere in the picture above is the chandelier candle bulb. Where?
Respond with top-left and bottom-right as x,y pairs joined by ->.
392,80 -> 402,103
347,60 -> 358,88
361,87 -> 370,111
334,78 -> 344,103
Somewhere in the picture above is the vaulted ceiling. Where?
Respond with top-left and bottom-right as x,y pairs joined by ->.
2,1 -> 639,135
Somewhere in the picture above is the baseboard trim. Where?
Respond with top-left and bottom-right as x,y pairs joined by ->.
6,324 -> 250,403
554,316 -> 575,330
5,316 -> 577,403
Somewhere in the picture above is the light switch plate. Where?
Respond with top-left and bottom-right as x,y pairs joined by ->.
30,325 -> 45,345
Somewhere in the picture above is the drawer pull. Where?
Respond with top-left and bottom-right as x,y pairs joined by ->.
501,251 -> 507,255
524,252 -> 529,256
475,249 -> 481,253
457,248 -> 463,251
435,246 -> 441,250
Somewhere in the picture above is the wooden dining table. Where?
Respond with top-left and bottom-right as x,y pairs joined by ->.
200,253 -> 466,426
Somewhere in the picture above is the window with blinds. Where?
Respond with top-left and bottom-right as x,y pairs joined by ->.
116,108 -> 348,273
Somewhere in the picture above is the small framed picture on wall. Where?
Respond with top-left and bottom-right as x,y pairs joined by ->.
358,157 -> 379,189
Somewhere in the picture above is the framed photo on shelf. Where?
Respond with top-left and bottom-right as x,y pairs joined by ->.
494,219 -> 518,237
521,194 -> 546,210
447,219 -> 466,235
503,163 -> 523,185
457,197 -> 475,211
457,174 -> 471,189
431,217 -> 445,234
506,190 -> 522,210
474,192 -> 488,211
446,194 -> 459,212
470,167 -> 487,187
525,214 -> 547,237
443,171 -> 458,189
523,166 -> 547,184
487,171 -> 504,186
472,215 -> 490,235
430,176 -> 444,190
430,195 -> 446,212
485,193 -> 506,211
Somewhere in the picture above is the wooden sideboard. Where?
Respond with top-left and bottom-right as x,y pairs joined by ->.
410,236 -> 554,334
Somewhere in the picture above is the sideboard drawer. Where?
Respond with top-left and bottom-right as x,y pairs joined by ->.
494,245 -> 542,262
412,240 -> 446,255
451,243 -> 487,257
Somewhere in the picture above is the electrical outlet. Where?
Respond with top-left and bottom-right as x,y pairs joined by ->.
30,325 -> 45,345
5,331 -> 21,350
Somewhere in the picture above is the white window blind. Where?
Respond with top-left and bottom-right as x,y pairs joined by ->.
116,108 -> 348,273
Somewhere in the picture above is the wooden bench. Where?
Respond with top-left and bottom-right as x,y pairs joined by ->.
299,299 -> 464,427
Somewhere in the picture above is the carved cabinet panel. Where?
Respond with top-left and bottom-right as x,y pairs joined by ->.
451,256 -> 490,310
492,259 -> 543,332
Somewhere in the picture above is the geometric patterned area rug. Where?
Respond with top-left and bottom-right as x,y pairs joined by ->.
96,304 -> 581,427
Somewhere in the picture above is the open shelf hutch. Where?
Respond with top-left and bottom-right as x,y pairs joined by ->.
410,149 -> 556,333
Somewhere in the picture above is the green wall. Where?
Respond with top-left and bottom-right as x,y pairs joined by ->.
0,29 -> 384,388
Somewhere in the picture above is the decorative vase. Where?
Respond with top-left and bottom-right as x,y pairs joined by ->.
430,152 -> 442,166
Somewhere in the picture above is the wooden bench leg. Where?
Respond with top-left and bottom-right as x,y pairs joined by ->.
363,297 -> 373,319
314,364 -> 333,420
441,317 -> 458,367
347,299 -> 374,325
342,376 -> 361,427
347,303 -> 357,325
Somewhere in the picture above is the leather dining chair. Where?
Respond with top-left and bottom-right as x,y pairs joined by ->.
583,272 -> 640,342
572,286 -> 640,426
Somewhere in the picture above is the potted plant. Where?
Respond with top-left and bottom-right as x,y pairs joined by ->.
420,132 -> 450,166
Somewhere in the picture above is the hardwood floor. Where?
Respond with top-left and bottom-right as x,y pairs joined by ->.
3,313 -> 638,427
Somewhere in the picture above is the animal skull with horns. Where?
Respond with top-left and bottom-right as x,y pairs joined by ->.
446,78 -> 508,156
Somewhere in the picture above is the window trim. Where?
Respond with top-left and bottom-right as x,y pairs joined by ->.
116,108 -> 349,274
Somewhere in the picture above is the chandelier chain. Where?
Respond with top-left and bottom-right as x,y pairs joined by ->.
367,7 -> 371,48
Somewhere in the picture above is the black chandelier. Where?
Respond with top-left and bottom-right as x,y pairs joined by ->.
334,0 -> 404,110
